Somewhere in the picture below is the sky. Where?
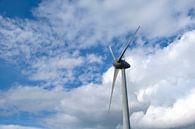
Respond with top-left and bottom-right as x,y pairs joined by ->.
0,0 -> 195,129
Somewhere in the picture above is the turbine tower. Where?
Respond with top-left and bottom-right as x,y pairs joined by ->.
108,26 -> 140,129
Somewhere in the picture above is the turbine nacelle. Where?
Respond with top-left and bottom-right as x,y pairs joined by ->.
113,60 -> 130,69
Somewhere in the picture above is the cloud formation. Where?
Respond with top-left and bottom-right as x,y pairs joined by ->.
1,30 -> 195,129
0,0 -> 195,129
1,0 -> 195,86
0,125 -> 42,129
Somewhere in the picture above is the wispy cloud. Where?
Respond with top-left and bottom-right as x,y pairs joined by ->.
0,125 -> 42,129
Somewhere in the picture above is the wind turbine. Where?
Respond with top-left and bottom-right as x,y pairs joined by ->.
108,26 -> 140,129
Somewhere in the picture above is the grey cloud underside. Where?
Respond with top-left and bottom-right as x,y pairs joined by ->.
0,0 -> 195,129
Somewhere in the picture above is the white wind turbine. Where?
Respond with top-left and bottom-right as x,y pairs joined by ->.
108,26 -> 140,129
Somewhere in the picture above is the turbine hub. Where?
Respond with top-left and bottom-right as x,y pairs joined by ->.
113,60 -> 130,69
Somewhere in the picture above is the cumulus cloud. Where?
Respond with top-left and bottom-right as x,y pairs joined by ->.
126,30 -> 195,129
1,30 -> 195,129
42,30 -> 195,129
0,0 -> 195,129
131,89 -> 195,129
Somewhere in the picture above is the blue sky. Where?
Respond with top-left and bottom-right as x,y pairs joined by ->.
0,0 -> 195,129
0,0 -> 40,18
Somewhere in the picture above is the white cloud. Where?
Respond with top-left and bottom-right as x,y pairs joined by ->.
0,0 -> 195,129
1,0 -> 195,85
0,86 -> 64,114
131,89 -> 195,129
0,125 -> 42,129
34,0 -> 195,42
44,30 -> 195,129
30,54 -> 84,81
127,30 -> 195,104
86,54 -> 103,64
1,30 -> 195,129
126,30 -> 195,129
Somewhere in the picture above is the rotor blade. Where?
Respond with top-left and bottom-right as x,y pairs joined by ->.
109,45 -> 116,60
118,25 -> 140,61
108,68 -> 119,112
